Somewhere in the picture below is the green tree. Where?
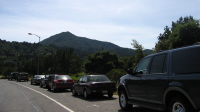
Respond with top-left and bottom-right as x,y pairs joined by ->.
131,39 -> 146,67
85,51 -> 119,74
155,16 -> 200,52
106,69 -> 126,82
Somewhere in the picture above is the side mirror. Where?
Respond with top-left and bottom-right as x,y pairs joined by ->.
136,70 -> 143,74
126,68 -> 135,75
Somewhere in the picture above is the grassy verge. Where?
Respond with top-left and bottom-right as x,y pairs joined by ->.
0,75 -> 7,79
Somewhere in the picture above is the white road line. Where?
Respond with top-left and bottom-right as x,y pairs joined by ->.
15,83 -> 74,112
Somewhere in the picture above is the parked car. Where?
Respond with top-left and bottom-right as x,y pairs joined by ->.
72,75 -> 116,99
31,75 -> 45,85
8,72 -> 19,80
118,44 -> 200,112
48,75 -> 74,92
16,72 -> 29,82
40,74 -> 55,88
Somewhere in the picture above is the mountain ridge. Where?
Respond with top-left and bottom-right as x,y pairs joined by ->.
41,31 -> 135,57
41,31 -> 152,57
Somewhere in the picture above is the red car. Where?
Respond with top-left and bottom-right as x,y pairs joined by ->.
72,75 -> 116,98
48,75 -> 74,92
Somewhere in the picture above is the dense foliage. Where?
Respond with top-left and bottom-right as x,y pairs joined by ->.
155,16 -> 200,52
85,51 -> 121,74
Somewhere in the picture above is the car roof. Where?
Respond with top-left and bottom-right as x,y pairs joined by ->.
146,44 -> 200,58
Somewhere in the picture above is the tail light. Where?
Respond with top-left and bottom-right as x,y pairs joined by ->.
68,80 -> 74,82
55,80 -> 59,83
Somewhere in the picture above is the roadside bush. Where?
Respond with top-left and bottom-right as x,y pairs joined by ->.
70,72 -> 87,81
106,69 -> 126,83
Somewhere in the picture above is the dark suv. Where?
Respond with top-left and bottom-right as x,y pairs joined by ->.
8,72 -> 19,80
16,72 -> 29,82
118,44 -> 200,112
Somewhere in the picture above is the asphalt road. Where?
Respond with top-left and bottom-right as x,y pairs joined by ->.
0,79 -> 160,112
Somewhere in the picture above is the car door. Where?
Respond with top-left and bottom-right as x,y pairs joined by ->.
79,76 -> 87,93
48,76 -> 54,88
145,53 -> 168,104
75,77 -> 83,93
126,57 -> 151,101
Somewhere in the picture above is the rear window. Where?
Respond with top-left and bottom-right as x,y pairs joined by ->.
88,75 -> 110,82
172,46 -> 200,74
56,75 -> 71,80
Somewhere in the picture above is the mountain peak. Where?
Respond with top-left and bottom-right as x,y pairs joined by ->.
40,31 -> 135,57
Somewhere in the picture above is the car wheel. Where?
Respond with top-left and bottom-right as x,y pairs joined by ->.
169,96 -> 195,112
52,85 -> 57,92
47,86 -> 51,91
31,81 -> 33,85
72,88 -> 78,96
40,83 -> 43,88
84,89 -> 89,99
119,90 -> 132,111
108,93 -> 113,98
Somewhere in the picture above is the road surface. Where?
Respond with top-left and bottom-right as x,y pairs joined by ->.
0,79 -> 160,112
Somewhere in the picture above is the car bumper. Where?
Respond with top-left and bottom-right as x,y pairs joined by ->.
55,83 -> 74,89
88,87 -> 117,94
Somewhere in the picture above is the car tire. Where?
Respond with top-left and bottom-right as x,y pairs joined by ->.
52,85 -> 57,92
47,86 -> 51,91
119,90 -> 132,111
40,83 -> 43,88
169,96 -> 196,112
84,89 -> 89,99
72,88 -> 78,96
31,81 -> 33,85
108,93 -> 113,98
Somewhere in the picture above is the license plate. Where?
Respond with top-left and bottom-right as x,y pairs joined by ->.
102,90 -> 107,93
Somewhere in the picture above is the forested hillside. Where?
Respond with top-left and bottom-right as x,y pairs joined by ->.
41,31 -> 136,57
0,31 -> 153,77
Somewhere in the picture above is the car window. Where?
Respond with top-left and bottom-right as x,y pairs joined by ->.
79,77 -> 83,83
82,76 -> 87,83
88,75 -> 110,82
172,47 -> 200,74
38,75 -> 44,78
135,57 -> 151,74
56,75 -> 71,80
150,54 -> 167,74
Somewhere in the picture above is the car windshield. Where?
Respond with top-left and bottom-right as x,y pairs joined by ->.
88,75 -> 110,82
35,75 -> 44,78
56,75 -> 71,80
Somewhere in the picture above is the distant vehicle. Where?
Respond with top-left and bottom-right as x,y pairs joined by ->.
72,75 -> 116,99
31,75 -> 45,85
40,74 -> 55,88
16,72 -> 29,82
118,44 -> 200,112
8,72 -> 19,80
48,75 -> 74,92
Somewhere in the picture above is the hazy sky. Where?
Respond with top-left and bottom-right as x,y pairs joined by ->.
0,0 -> 199,49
